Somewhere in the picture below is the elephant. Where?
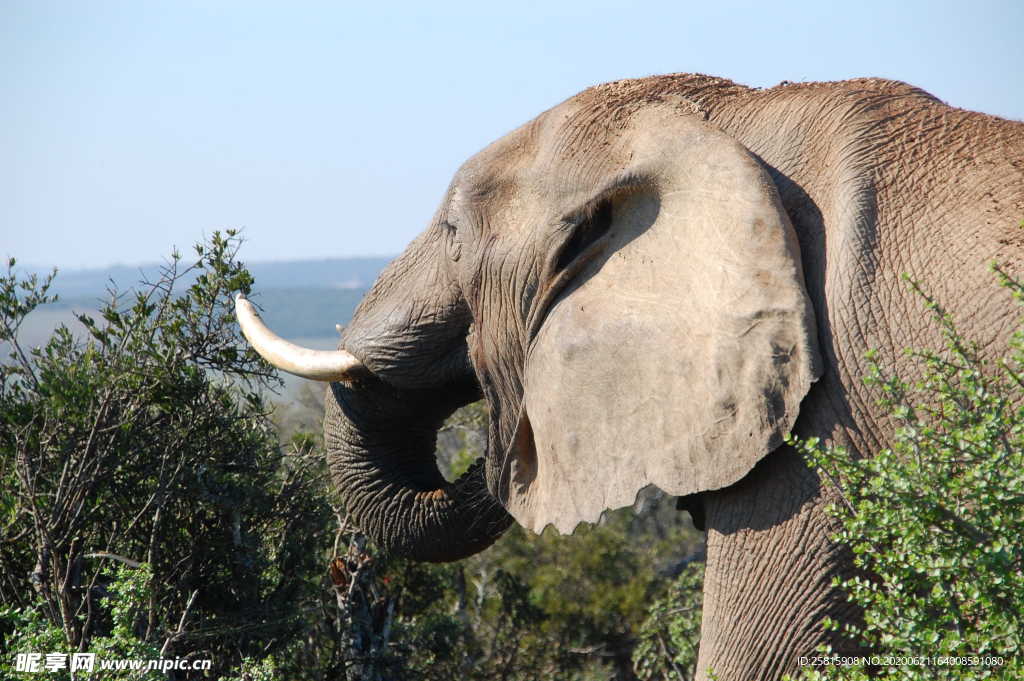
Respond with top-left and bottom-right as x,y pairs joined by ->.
235,74 -> 1024,679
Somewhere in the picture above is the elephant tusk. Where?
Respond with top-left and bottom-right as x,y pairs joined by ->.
234,293 -> 367,382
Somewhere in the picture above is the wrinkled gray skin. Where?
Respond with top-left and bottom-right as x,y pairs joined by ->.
322,75 -> 1023,679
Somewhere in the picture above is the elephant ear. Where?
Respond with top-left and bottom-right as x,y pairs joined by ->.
503,112 -> 822,533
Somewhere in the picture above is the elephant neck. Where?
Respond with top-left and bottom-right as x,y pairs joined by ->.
696,445 -> 861,681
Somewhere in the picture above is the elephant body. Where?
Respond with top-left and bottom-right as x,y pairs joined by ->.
238,74 -> 1023,679
688,77 -> 1021,678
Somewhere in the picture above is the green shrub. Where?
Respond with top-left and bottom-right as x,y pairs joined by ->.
2,565 -> 164,680
632,560 -> 704,681
793,267 -> 1024,679
0,233 -> 333,678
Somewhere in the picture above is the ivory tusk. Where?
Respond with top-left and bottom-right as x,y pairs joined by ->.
234,293 -> 367,382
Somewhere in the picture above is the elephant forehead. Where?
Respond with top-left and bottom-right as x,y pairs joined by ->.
456,102 -> 631,203
453,76 -> 741,208
450,97 -> 673,220
454,115 -> 547,194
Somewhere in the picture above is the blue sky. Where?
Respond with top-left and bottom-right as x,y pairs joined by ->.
4,0 -> 1022,269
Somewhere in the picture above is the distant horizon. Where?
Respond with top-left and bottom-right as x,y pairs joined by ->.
13,251 -> 397,276
9,253 -> 393,308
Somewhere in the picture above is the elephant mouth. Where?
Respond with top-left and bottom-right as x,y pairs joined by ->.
324,371 -> 511,561
234,253 -> 512,562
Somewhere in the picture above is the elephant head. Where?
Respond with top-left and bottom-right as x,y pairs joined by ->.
237,73 -> 1024,678
237,81 -> 823,559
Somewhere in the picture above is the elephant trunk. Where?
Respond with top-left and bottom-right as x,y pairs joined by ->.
324,380 -> 512,562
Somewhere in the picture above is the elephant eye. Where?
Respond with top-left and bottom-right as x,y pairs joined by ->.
555,198 -> 614,273
442,220 -> 462,261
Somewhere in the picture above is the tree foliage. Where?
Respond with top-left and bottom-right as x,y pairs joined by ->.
1,235 -> 705,681
1,233 -> 334,678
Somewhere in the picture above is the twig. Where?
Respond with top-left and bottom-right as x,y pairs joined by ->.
658,632 -> 686,681
160,589 -> 199,657
84,552 -> 144,569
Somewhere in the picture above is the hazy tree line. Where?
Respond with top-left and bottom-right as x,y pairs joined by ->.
2,233 -> 1021,680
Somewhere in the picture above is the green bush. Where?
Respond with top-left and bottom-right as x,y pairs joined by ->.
2,565 -> 165,680
793,267 -> 1024,679
0,233 -> 333,678
632,561 -> 704,681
